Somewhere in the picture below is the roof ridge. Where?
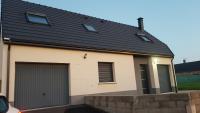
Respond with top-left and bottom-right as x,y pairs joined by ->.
22,0 -> 138,29
176,60 -> 200,65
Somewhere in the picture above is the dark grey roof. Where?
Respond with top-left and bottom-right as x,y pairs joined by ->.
1,0 -> 174,57
175,61 -> 200,73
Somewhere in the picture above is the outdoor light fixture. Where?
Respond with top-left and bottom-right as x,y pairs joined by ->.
83,53 -> 87,59
3,37 -> 10,41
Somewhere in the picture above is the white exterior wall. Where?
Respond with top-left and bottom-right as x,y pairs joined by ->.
8,45 -> 137,103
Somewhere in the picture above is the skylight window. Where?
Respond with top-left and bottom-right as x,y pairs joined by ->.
140,36 -> 151,42
137,34 -> 152,42
26,12 -> 49,25
83,24 -> 97,32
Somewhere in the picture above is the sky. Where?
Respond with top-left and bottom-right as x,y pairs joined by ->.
24,0 -> 200,64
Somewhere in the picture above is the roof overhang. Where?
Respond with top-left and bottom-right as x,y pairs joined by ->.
4,40 -> 174,58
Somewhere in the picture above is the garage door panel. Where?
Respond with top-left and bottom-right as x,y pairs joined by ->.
15,63 -> 69,110
157,65 -> 172,93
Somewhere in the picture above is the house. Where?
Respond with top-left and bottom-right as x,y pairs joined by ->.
175,61 -> 200,75
0,0 -> 176,111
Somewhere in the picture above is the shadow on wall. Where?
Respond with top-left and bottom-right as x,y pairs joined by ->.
22,105 -> 108,113
65,105 -> 107,113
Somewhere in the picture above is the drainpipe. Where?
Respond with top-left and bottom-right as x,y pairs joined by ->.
6,44 -> 10,98
171,58 -> 178,93
1,32 -> 11,99
1,0 -> 11,98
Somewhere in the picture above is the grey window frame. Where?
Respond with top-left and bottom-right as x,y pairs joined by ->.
98,62 -> 115,83
136,33 -> 153,42
26,12 -> 50,25
140,36 -> 151,42
83,24 -> 97,32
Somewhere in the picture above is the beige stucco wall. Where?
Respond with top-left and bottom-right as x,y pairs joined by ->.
134,56 -> 174,94
133,56 -> 149,94
0,44 -> 175,105
8,45 -> 137,104
148,57 -> 175,90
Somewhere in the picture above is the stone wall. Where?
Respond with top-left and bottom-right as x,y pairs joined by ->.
189,92 -> 200,113
85,92 -> 200,113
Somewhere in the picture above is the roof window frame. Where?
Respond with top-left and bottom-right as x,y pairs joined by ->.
25,12 -> 50,26
82,24 -> 98,33
136,33 -> 153,43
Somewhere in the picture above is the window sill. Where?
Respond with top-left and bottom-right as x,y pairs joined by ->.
98,82 -> 117,85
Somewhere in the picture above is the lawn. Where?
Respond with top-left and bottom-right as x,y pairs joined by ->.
176,74 -> 200,90
177,82 -> 200,90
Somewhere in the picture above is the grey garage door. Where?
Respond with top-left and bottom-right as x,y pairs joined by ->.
15,63 -> 69,110
157,65 -> 172,93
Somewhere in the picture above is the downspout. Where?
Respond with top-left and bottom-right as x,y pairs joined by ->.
1,0 -> 11,98
1,15 -> 11,99
171,58 -> 178,93
6,44 -> 10,98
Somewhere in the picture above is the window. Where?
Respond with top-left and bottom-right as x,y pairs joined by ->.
98,62 -> 114,82
26,12 -> 49,25
140,36 -> 151,42
137,34 -> 151,42
83,24 -> 97,32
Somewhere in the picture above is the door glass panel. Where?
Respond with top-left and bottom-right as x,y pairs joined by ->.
140,64 -> 150,94
142,80 -> 148,88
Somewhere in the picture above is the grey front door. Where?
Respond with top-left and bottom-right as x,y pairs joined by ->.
15,63 -> 69,110
157,65 -> 172,93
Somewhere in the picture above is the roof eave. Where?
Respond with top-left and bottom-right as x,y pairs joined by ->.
4,40 -> 174,58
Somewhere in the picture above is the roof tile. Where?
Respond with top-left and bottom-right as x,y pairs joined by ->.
1,0 -> 174,56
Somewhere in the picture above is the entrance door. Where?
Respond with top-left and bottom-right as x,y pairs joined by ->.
157,65 -> 172,93
140,64 -> 150,94
15,63 -> 69,110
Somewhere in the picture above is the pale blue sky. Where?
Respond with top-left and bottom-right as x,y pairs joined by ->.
24,0 -> 200,64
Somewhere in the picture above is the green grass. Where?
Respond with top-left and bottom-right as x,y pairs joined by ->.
178,82 -> 200,90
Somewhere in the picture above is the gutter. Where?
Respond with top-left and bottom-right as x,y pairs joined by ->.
171,58 -> 178,93
4,41 -> 174,58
